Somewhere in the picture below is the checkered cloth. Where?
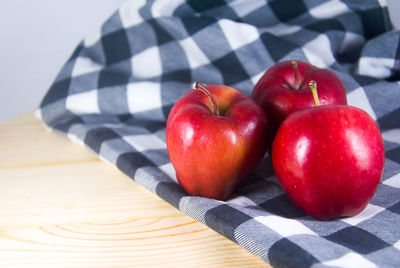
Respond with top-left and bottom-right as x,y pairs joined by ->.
37,0 -> 400,266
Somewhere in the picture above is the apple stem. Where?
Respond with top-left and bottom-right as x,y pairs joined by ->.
291,60 -> 299,87
192,81 -> 220,115
308,80 -> 320,106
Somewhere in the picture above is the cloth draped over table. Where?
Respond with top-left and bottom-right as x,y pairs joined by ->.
37,0 -> 400,266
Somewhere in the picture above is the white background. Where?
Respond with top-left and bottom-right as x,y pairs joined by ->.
0,0 -> 399,122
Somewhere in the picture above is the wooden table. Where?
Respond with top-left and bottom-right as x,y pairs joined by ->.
0,111 -> 268,267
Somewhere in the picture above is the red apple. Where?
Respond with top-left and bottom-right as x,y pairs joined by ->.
166,82 -> 269,200
252,60 -> 347,138
271,82 -> 385,220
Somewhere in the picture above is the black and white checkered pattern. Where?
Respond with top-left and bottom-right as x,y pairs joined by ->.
37,0 -> 400,266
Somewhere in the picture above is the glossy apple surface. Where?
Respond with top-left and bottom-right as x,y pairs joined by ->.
252,60 -> 347,133
166,83 -> 268,200
272,105 -> 385,220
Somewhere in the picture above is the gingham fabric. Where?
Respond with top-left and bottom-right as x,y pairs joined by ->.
37,0 -> 400,266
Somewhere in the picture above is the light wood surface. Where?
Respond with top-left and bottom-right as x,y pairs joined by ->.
0,111 -> 269,267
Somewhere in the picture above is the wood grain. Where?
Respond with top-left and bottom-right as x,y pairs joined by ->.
0,111 -> 269,267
